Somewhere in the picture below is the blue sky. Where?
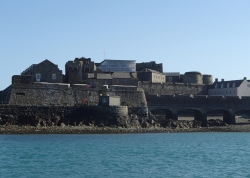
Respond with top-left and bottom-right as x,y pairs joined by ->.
1,0 -> 250,90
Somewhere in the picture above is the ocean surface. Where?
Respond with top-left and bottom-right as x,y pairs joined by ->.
1,133 -> 250,178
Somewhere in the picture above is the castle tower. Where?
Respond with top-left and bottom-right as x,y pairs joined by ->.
65,57 -> 96,84
203,75 -> 213,85
183,71 -> 203,84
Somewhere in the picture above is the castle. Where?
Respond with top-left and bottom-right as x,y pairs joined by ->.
0,57 -> 250,107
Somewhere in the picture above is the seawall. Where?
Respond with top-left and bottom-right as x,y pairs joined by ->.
4,83 -> 147,107
0,105 -> 130,127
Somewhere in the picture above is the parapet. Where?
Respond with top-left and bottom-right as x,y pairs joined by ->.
34,82 -> 70,89
12,75 -> 34,84
71,84 -> 89,89
110,85 -> 137,91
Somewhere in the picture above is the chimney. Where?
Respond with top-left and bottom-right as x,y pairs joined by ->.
244,77 -> 247,80
215,78 -> 218,82
221,79 -> 224,82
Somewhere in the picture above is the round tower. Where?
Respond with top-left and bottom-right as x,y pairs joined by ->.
203,74 -> 213,85
183,71 -> 203,84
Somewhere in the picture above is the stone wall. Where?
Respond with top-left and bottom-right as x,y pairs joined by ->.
0,86 -> 12,104
139,81 -> 207,96
4,83 -> 147,107
107,86 -> 147,107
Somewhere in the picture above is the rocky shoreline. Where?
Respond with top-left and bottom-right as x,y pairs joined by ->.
1,124 -> 250,134
1,105 -> 250,134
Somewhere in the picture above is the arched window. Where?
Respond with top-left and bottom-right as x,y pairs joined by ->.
227,83 -> 230,88
232,82 -> 235,87
215,84 -> 217,89
221,83 -> 224,88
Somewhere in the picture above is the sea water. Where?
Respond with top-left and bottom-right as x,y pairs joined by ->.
1,133 -> 250,178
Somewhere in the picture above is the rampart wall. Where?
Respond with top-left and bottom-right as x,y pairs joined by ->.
108,86 -> 147,107
4,83 -> 147,107
138,82 -> 207,96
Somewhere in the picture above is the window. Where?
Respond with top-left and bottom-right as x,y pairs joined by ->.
16,92 -> 25,96
168,77 -> 172,82
36,73 -> 41,82
102,97 -> 107,103
215,84 -> 217,89
117,79 -> 119,83
227,83 -> 230,88
52,74 -> 56,80
221,83 -> 224,88
232,83 -> 235,87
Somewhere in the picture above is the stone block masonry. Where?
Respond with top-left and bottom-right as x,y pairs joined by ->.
4,83 -> 147,107
139,82 -> 207,96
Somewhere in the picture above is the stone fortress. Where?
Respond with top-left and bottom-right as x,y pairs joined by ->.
0,56 -> 250,127
0,57 -> 216,106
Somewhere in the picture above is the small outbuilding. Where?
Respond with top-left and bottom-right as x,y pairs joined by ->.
99,95 -> 120,106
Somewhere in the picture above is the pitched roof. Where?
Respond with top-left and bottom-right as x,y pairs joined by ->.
111,72 -> 131,79
146,69 -> 164,74
210,79 -> 245,89
38,59 -> 57,66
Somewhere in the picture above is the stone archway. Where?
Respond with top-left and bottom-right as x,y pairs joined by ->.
150,109 -> 174,120
206,109 -> 235,124
177,109 -> 206,126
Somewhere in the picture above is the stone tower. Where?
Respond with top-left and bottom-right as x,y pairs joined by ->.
65,57 -> 96,84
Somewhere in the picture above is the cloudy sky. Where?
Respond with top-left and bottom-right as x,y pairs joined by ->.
1,0 -> 250,90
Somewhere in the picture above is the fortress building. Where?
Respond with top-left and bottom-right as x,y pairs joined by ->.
164,72 -> 180,82
21,59 -> 63,83
65,57 -> 96,84
97,59 -> 136,72
208,77 -> 250,97
136,61 -> 163,73
137,68 -> 165,83
183,71 -> 213,85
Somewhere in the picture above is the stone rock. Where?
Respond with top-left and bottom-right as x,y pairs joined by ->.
60,123 -> 66,127
98,123 -> 104,127
141,121 -> 150,128
136,107 -> 148,117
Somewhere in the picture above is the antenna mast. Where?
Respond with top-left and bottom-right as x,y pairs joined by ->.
103,47 -> 107,60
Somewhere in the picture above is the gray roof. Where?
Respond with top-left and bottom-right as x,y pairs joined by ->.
147,69 -> 164,74
97,73 -> 112,79
164,72 -> 180,76
210,79 -> 247,88
111,72 -> 131,79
